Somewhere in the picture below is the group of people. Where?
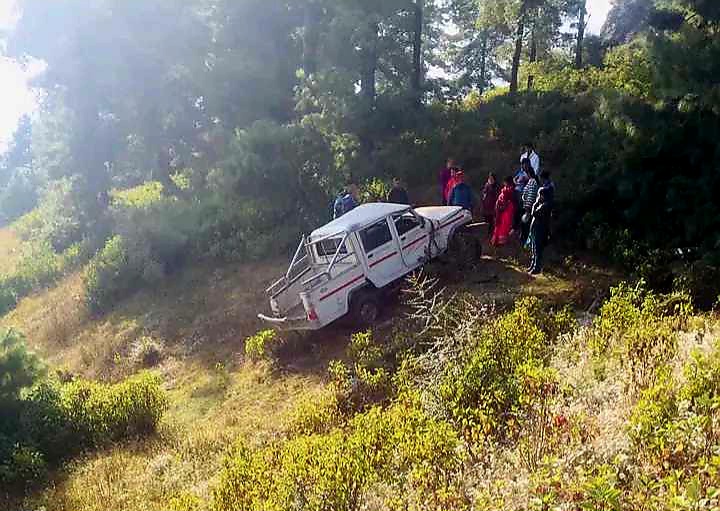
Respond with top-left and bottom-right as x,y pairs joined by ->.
331,141 -> 555,275
439,143 -> 555,275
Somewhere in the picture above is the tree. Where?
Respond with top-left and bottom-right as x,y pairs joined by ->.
447,0 -> 504,94
575,0 -> 587,68
601,0 -> 654,45
412,0 -> 424,102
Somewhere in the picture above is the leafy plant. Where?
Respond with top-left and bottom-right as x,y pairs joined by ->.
244,329 -> 278,362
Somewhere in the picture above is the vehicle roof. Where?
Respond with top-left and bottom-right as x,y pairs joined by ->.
309,203 -> 410,240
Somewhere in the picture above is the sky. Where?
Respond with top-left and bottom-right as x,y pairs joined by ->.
0,0 -> 614,152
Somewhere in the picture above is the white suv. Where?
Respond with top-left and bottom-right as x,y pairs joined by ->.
258,203 -> 473,330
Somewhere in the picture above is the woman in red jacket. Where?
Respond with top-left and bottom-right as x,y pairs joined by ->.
491,176 -> 516,247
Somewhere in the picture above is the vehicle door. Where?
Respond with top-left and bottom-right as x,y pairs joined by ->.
359,218 -> 404,287
391,210 -> 429,269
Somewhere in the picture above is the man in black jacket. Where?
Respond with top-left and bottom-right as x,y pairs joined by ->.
387,177 -> 410,204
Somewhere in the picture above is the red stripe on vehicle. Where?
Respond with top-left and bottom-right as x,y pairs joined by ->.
439,214 -> 466,230
402,234 -> 428,250
369,251 -> 398,268
319,275 -> 366,302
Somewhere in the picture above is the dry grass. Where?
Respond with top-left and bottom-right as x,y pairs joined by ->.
6,258 -> 334,510
28,363 -> 324,511
0,226 -> 23,275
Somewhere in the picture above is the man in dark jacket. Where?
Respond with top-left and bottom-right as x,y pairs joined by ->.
333,182 -> 360,219
448,171 -> 474,212
387,177 -> 410,204
529,187 -> 552,275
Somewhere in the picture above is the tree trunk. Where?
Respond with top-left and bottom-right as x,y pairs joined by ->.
361,21 -> 378,106
412,0 -> 423,103
575,0 -> 587,69
303,0 -> 321,75
479,30 -> 488,93
509,11 -> 525,94
527,25 -> 537,90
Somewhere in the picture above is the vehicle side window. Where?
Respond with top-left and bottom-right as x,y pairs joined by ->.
393,213 -> 421,236
360,220 -> 393,252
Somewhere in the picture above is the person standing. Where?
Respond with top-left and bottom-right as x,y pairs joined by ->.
333,182 -> 360,219
538,171 -> 555,207
439,158 -> 456,205
520,167 -> 539,245
481,172 -> 500,238
491,177 -> 516,246
444,166 -> 461,206
529,188 -> 552,275
520,142 -> 541,173
448,171 -> 474,212
387,177 -> 410,204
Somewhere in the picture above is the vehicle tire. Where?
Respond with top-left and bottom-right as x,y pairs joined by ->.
446,230 -> 477,269
350,290 -> 381,327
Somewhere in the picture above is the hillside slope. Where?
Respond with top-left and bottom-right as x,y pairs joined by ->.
1,221 -> 623,510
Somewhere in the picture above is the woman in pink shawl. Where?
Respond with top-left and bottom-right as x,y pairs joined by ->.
491,176 -> 516,246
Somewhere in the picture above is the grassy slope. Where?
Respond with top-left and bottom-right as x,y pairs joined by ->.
1,224 -> 623,510
0,227 -> 23,275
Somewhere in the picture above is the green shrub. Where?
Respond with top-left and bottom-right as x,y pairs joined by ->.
0,240 -> 84,317
286,389 -> 341,436
438,297 -> 569,439
244,329 -> 278,361
591,282 -> 689,389
213,400 -> 464,511
0,443 -> 46,487
0,328 -> 43,401
84,235 -> 142,314
61,372 -> 169,446
168,493 -> 203,511
1,329 -> 167,488
111,181 -> 165,209
630,343 -> 720,472
3,372 -> 168,488
13,178 -> 84,252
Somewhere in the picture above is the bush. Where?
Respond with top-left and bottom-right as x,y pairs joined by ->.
0,240 -> 84,317
629,342 -> 720,472
213,399 -> 464,511
591,281 -> 690,389
0,328 -> 43,401
438,297 -> 570,438
61,372 -> 169,446
13,178 -> 84,252
2,369 -> 169,488
244,329 -> 278,362
286,389 -> 341,436
84,235 -> 141,315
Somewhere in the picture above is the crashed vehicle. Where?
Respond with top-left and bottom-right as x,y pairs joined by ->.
258,203 -> 475,330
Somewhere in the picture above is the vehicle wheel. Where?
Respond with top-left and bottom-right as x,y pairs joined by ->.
350,290 -> 381,327
447,231 -> 477,269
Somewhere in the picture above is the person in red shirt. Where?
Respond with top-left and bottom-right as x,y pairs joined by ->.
491,176 -> 517,247
444,166 -> 463,205
439,157 -> 456,205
